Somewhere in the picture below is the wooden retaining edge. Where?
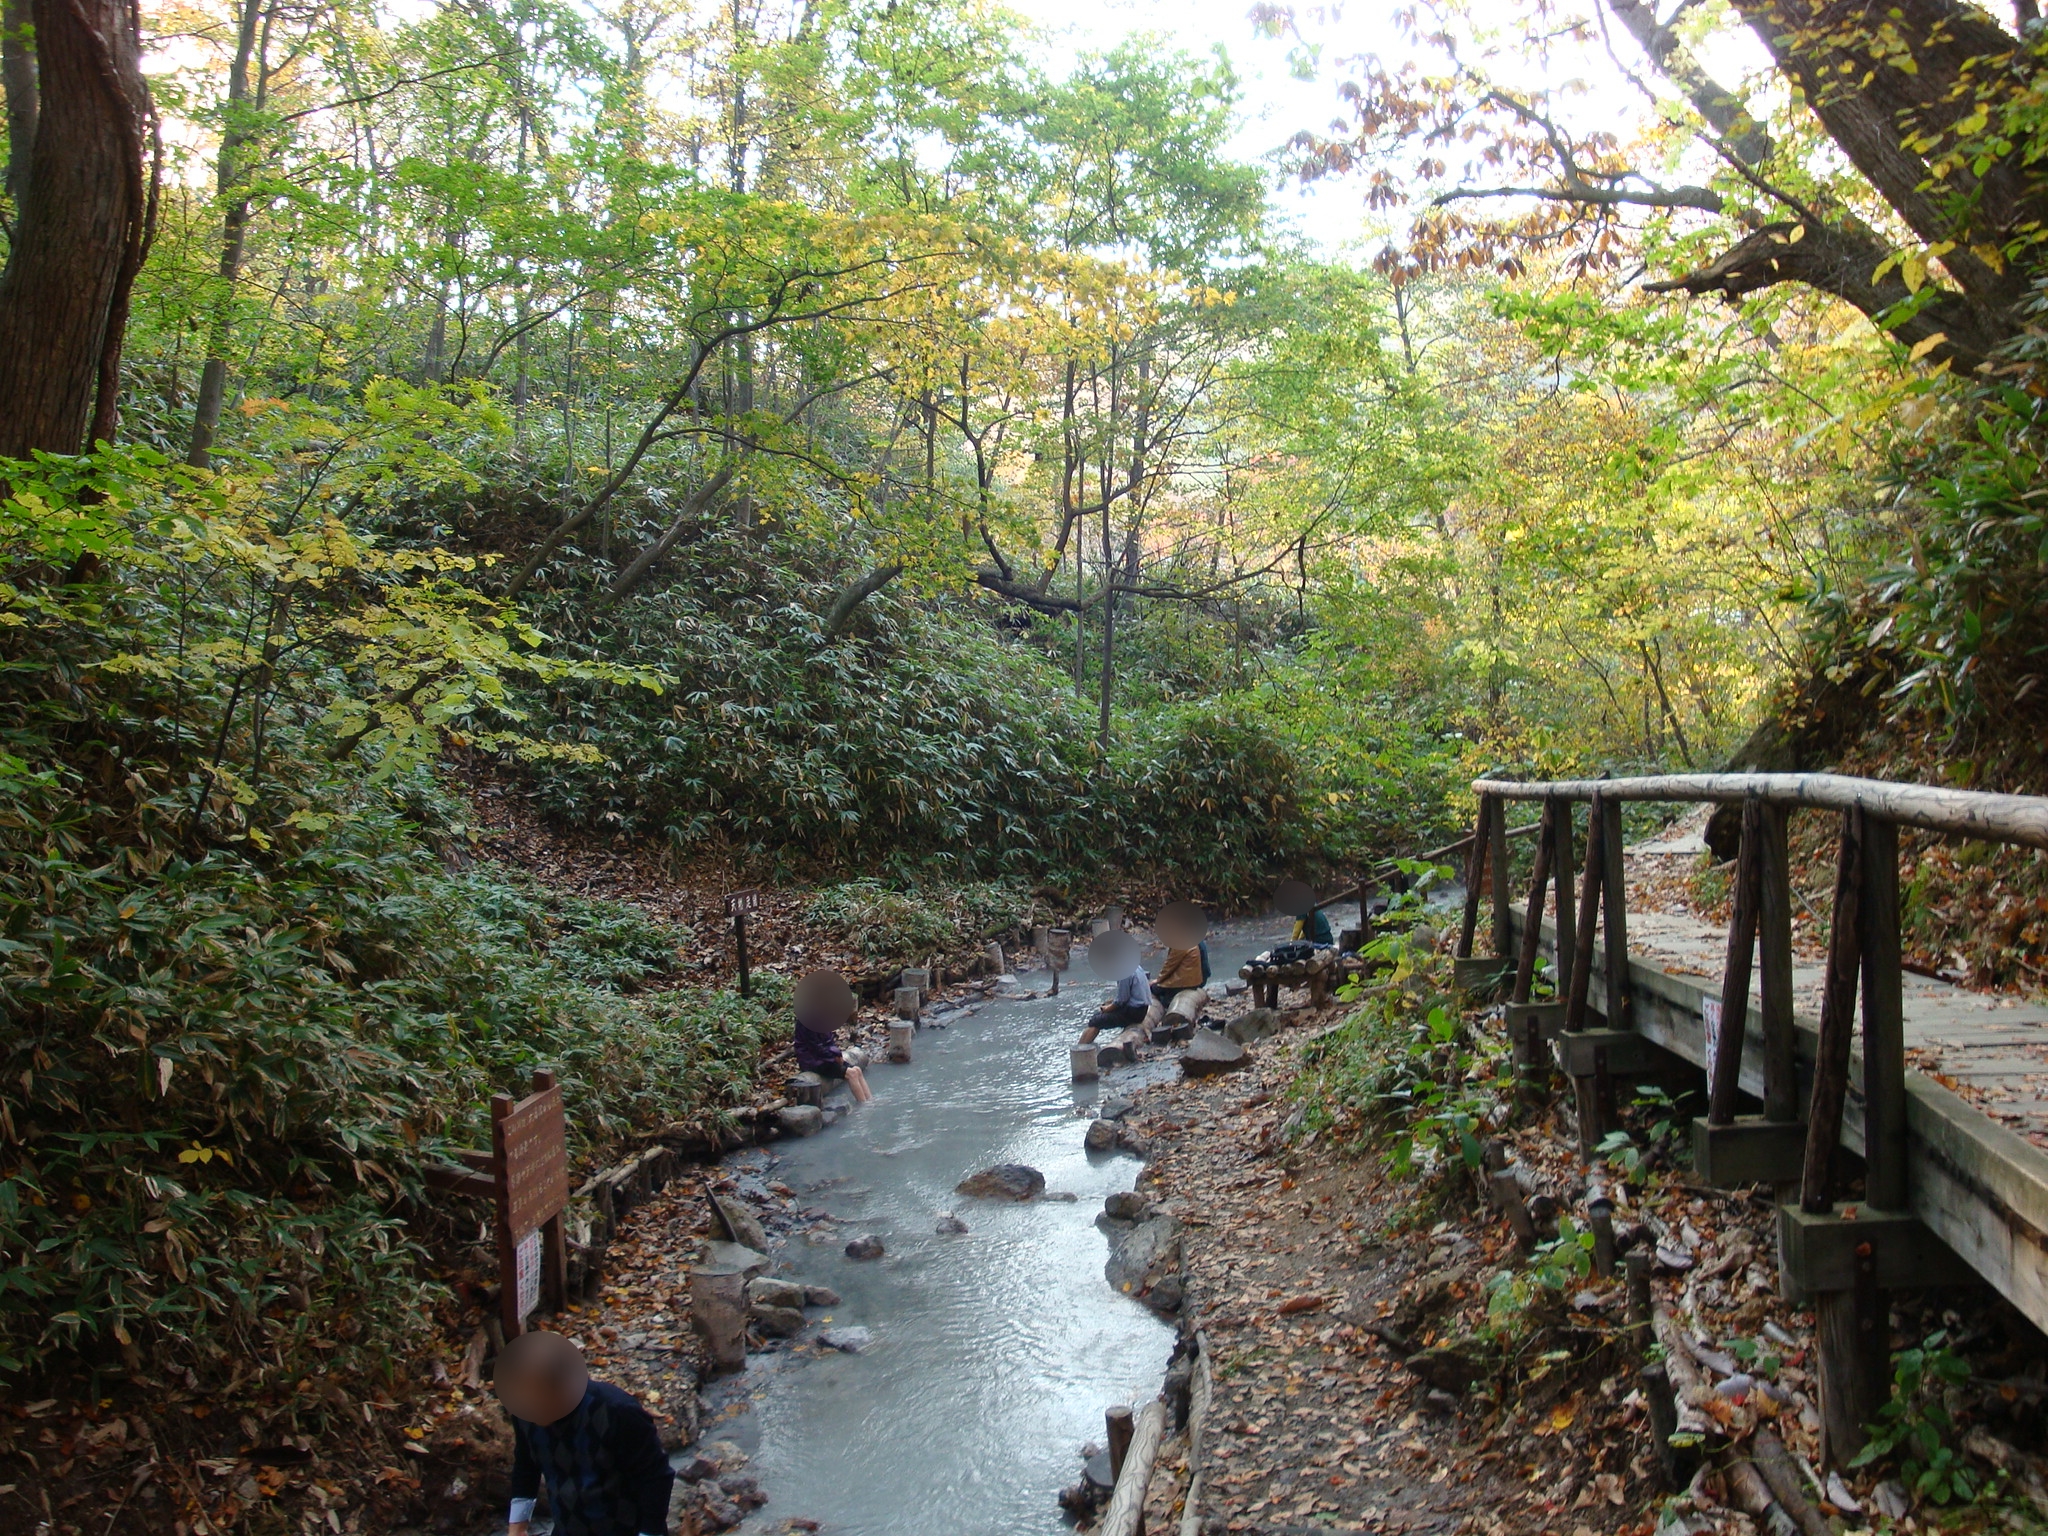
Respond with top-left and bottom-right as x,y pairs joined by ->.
1099,1398 -> 1167,1536
1178,1332 -> 1215,1536
1513,912 -> 2048,1336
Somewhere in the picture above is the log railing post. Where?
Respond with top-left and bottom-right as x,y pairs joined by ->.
1708,797 -> 1764,1125
1490,791 -> 1513,960
1456,794 -> 1495,961
1758,803 -> 1799,1124
1564,792 -> 1605,1033
1599,794 -> 1630,1032
1563,792 -> 1608,1149
1861,815 -> 1907,1210
1552,800 -> 1577,1001
1798,807 -> 1887,1466
1691,797 -> 1809,1192
1511,799 -> 1557,1006
1801,810 -> 1865,1213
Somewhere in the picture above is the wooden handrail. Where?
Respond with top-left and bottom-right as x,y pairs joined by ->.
1470,771 -> 2048,852
1467,765 -> 2048,1467
1313,821 -> 1542,914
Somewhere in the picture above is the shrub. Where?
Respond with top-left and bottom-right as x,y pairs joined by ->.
803,877 -> 1034,961
0,449 -> 769,1396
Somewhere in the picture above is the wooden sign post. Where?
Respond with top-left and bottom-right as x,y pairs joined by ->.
726,888 -> 760,998
492,1068 -> 569,1340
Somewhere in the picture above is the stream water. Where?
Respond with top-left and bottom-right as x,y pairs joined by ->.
702,909 -> 1334,1536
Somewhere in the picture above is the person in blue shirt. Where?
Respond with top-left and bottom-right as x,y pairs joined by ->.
1077,928 -> 1151,1042
499,1330 -> 673,1536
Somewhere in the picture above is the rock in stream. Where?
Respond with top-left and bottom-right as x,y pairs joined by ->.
954,1163 -> 1045,1200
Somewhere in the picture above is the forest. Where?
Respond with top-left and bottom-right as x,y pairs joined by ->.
6,0 -> 2048,1524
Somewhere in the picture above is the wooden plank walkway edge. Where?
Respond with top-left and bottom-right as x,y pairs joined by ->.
1511,912 -> 2048,1332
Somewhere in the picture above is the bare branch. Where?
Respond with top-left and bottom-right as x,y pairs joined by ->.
1644,220 -> 1997,370
1434,181 -> 1723,212
821,562 -> 905,638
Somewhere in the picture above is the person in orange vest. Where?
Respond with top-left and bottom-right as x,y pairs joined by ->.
1154,900 -> 1210,1007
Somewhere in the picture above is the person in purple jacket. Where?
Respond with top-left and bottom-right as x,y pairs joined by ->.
794,968 -> 872,1102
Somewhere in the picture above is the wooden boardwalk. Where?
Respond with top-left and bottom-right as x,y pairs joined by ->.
1618,889 -> 2048,1151
1456,770 -> 2048,1458
1512,887 -> 2048,1334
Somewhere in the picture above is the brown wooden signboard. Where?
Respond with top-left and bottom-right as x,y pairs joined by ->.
496,1083 -> 567,1241
419,1068 -> 573,1339
490,1069 -> 570,1338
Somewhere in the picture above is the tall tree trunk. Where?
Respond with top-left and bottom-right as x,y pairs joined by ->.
185,0 -> 266,470
1098,499 -> 1115,752
1,0 -> 36,220
0,0 -> 152,458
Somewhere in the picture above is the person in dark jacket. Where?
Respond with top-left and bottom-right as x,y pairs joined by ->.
499,1330 -> 673,1536
794,968 -> 871,1102
1276,878 -> 1335,946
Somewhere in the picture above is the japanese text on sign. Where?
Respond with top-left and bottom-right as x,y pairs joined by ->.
498,1085 -> 568,1242
724,888 -> 760,917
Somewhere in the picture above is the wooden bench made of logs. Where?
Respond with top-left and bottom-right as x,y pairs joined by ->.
1238,950 -> 1336,1009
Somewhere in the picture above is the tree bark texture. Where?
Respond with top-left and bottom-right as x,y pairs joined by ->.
1,0 -> 36,218
0,0 -> 151,458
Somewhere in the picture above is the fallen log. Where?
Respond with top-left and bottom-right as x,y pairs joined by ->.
1750,1427 -> 1830,1536
1723,1457 -> 1778,1520
1649,1307 -> 1715,1439
1098,1398 -> 1167,1536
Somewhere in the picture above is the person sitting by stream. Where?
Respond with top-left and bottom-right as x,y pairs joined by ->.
498,1329 -> 673,1536
794,968 -> 872,1103
1077,930 -> 1151,1043
1154,900 -> 1211,1008
1276,878 -> 1335,946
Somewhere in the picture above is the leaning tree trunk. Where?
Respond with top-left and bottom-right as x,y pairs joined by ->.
0,0 -> 152,458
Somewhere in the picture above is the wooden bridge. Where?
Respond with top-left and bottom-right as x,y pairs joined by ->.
1451,772 -> 2048,1467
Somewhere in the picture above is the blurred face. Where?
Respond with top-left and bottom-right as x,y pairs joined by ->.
1274,879 -> 1316,919
795,968 -> 855,1021
1089,930 -> 1138,979
1158,901 -> 1207,948
495,1330 -> 589,1426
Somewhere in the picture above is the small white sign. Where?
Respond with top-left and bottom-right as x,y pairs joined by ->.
1701,996 -> 1723,1066
515,1228 -> 542,1322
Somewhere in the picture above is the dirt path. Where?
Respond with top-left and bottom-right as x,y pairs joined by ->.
1126,1025 -> 1573,1535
